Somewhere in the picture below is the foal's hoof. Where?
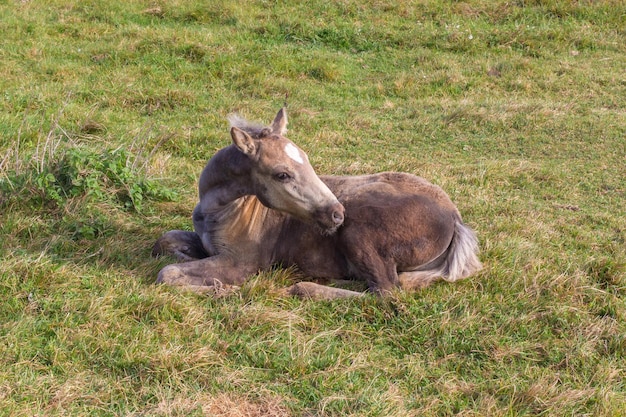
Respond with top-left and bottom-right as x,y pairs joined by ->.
152,230 -> 208,261
156,264 -> 188,285
156,266 -> 240,297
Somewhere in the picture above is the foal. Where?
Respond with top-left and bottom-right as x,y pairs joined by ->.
153,108 -> 481,299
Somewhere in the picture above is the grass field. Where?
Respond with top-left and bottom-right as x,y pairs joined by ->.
1,0 -> 625,415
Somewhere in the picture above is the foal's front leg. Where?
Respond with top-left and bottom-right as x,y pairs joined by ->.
152,230 -> 209,261
282,282 -> 364,300
157,255 -> 258,290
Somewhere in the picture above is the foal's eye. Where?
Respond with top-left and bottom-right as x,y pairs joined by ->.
274,172 -> 292,182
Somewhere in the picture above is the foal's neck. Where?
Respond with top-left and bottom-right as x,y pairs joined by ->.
198,145 -> 256,211
197,146 -> 279,260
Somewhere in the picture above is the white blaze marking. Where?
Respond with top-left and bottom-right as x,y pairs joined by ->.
285,143 -> 304,164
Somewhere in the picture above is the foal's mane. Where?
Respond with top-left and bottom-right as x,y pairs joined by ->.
228,114 -> 272,139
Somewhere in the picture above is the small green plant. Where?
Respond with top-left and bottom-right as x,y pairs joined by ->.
59,146 -> 177,211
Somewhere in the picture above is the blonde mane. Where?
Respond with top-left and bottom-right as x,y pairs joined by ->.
227,114 -> 272,139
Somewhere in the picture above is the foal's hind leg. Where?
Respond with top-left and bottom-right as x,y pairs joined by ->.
342,247 -> 401,295
152,230 -> 209,261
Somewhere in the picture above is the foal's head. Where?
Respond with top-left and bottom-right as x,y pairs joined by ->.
229,108 -> 345,233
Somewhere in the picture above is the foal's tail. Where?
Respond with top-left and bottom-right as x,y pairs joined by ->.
443,221 -> 482,282
398,221 -> 481,290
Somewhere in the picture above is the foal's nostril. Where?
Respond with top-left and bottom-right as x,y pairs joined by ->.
332,210 -> 344,225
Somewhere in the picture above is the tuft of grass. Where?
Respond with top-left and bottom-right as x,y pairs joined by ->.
1,0 -> 625,416
1,115 -> 177,214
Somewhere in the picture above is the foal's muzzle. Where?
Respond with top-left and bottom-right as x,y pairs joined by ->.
315,201 -> 345,234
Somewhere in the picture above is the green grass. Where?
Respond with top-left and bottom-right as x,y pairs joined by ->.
1,0 -> 625,415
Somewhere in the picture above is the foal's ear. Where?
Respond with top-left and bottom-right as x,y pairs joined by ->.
270,107 -> 288,135
231,127 -> 257,156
